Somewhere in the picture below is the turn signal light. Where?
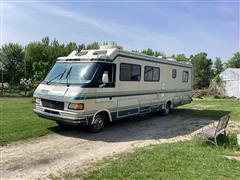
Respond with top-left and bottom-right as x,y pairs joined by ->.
68,103 -> 84,110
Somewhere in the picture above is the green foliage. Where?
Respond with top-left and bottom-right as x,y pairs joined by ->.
226,52 -> 240,68
175,53 -> 189,62
0,43 -> 25,86
191,52 -> 213,89
214,57 -> 223,75
86,42 -> 99,50
25,37 -> 67,82
142,48 -> 154,56
142,48 -> 165,57
1,36 -> 240,93
212,74 -> 224,88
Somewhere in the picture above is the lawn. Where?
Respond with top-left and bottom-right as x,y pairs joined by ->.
61,140 -> 240,180
0,97 -> 239,145
175,98 -> 240,121
0,98 -> 56,145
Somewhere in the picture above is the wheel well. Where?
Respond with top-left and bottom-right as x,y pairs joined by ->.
94,110 -> 111,123
167,101 -> 172,108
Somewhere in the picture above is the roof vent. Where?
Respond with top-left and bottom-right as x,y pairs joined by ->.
167,58 -> 176,61
100,44 -> 123,50
93,50 -> 107,56
157,56 -> 163,59
76,51 -> 88,56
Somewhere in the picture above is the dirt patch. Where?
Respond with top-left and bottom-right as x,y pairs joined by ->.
1,114 -> 237,179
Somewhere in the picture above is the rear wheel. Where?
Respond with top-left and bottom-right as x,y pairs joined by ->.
87,113 -> 106,133
162,103 -> 170,115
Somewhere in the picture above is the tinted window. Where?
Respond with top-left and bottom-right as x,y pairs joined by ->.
144,66 -> 160,81
153,67 -> 160,81
44,62 -> 98,84
144,66 -> 153,81
182,71 -> 189,82
120,63 -> 141,81
172,69 -> 177,79
97,64 -> 114,84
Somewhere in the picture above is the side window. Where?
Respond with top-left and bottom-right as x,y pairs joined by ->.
172,69 -> 177,79
182,71 -> 189,82
144,66 -> 153,81
120,63 -> 141,81
97,63 -> 115,87
144,66 -> 160,81
153,67 -> 160,81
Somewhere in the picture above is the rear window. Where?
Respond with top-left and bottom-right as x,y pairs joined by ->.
182,71 -> 189,82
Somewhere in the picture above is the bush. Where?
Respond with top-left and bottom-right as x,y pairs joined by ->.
193,87 -> 228,99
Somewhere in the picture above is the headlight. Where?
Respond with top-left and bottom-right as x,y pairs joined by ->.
35,98 -> 41,104
68,103 -> 84,110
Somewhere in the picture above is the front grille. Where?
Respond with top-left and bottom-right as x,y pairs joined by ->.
41,99 -> 64,110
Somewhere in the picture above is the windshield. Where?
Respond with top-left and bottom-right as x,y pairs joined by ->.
44,62 -> 99,85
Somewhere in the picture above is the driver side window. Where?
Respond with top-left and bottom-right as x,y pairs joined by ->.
98,64 -> 115,87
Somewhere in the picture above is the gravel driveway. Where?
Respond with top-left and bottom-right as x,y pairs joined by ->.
1,113 -> 215,179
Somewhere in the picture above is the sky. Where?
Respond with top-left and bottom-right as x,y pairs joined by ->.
1,0 -> 239,62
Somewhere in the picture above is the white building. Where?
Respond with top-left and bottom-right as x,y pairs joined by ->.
220,68 -> 240,98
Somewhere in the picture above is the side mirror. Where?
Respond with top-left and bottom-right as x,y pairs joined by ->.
102,71 -> 109,84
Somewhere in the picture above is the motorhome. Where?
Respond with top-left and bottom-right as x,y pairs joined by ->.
33,45 -> 192,132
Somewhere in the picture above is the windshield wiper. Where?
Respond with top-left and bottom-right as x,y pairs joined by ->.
46,68 -> 67,85
66,67 -> 72,87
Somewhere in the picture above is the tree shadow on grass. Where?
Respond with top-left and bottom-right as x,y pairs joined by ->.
174,108 -> 230,120
48,109 -> 231,143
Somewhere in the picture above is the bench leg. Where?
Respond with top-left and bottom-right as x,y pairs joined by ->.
214,136 -> 218,147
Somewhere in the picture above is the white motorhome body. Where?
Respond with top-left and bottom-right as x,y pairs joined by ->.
33,45 -> 192,132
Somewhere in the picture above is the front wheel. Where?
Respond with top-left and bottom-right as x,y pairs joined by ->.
87,114 -> 106,133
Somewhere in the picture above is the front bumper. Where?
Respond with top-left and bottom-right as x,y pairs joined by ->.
33,109 -> 88,125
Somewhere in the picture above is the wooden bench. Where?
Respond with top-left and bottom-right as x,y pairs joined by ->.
200,115 -> 230,146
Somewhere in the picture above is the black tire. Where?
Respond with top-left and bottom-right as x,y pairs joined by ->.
162,103 -> 170,116
56,121 -> 72,129
87,114 -> 106,133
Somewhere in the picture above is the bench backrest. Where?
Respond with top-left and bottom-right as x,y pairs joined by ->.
215,114 -> 230,134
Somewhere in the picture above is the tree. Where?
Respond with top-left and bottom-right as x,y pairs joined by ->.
142,48 -> 165,57
142,48 -> 154,56
86,42 -> 99,50
0,43 -> 24,86
175,54 -> 188,62
25,38 -> 51,81
226,52 -> 240,68
214,57 -> 223,75
25,37 -> 67,82
78,44 -> 86,51
190,52 -> 213,89
154,51 -> 165,57
65,42 -> 77,55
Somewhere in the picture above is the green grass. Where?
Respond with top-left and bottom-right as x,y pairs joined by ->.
0,98 -> 57,145
61,139 -> 240,180
0,97 -> 239,146
175,98 -> 240,121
